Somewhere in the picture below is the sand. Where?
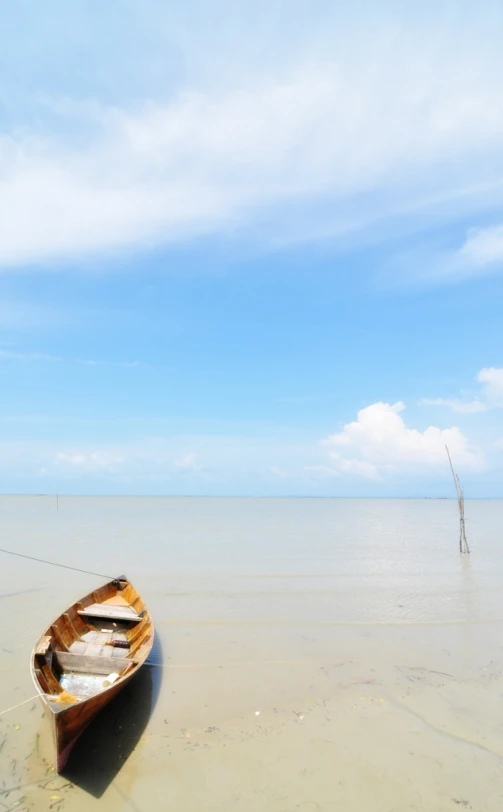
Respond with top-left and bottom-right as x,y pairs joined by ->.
1,496 -> 502,810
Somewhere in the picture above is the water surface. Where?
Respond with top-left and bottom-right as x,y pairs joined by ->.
1,497 -> 502,810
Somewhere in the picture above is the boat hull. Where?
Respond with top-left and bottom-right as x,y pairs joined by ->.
30,576 -> 154,772
48,667 -> 137,771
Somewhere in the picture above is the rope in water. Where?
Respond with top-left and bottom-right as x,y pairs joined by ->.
0,552 -> 116,719
0,694 -> 39,716
0,547 -> 115,580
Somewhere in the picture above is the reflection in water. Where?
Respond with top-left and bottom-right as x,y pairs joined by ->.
63,634 -> 163,798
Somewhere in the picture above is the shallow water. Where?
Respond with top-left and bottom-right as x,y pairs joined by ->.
0,497 -> 502,810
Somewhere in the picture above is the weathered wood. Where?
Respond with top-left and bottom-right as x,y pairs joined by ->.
55,651 -> 131,674
102,594 -> 130,607
81,601 -> 137,615
77,606 -> 141,622
132,596 -> 144,611
128,616 -> 148,646
40,661 -> 63,694
66,606 -> 88,634
129,633 -> 152,658
35,667 -> 50,693
35,636 -> 52,655
51,623 -> 69,652
30,575 -> 154,772
82,630 -> 112,643
81,630 -> 99,642
84,642 -> 105,657
69,641 -> 87,655
62,612 -> 79,638
446,445 -> 470,554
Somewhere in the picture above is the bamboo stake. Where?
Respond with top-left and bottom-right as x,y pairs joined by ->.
445,445 -> 469,554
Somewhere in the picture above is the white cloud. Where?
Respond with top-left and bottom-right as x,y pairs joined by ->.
0,349 -> 61,362
173,452 -> 204,473
422,367 -> 503,413
270,465 -> 291,479
2,19 -> 503,269
303,464 -> 340,478
458,224 -> 503,268
477,367 -> 503,405
56,451 -> 124,472
0,348 -> 140,367
323,401 -> 482,479
420,397 -> 486,414
75,358 -> 141,368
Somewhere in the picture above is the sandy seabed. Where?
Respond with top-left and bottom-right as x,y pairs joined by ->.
1,496 -> 502,811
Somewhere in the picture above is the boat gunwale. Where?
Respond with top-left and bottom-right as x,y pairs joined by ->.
30,576 -> 154,713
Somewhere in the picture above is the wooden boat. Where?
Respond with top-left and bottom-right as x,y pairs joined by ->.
30,575 -> 154,772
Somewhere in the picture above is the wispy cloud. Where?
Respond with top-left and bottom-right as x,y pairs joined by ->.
0,348 -> 141,367
457,224 -> 503,269
303,464 -> 340,479
174,452 -> 204,474
420,398 -> 486,414
2,10 -> 503,270
76,358 -> 141,368
421,367 -> 503,413
270,465 -> 291,479
0,349 -> 61,362
276,395 -> 321,404
56,451 -> 124,472
422,223 -> 503,285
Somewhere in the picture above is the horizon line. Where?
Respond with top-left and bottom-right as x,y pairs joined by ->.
0,493 -> 500,500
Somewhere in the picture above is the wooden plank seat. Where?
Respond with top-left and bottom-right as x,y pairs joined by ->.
77,602 -> 141,622
55,651 -> 132,675
69,643 -> 129,659
81,630 -> 128,643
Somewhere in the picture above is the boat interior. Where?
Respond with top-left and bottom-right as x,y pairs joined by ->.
32,577 -> 153,703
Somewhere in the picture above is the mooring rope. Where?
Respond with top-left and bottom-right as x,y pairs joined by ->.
0,547 -> 115,580
0,694 -> 39,716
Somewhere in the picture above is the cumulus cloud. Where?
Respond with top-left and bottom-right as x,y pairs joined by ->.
323,401 -> 482,479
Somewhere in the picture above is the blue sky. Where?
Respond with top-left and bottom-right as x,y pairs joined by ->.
1,0 -> 503,495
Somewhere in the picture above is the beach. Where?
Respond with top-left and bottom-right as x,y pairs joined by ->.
1,496 -> 502,811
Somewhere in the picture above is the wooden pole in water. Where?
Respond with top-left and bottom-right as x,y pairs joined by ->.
445,445 -> 469,554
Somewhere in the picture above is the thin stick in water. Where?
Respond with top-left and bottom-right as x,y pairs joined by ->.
445,445 -> 469,554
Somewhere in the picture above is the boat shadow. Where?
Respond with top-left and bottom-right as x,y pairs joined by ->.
63,634 -> 164,798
